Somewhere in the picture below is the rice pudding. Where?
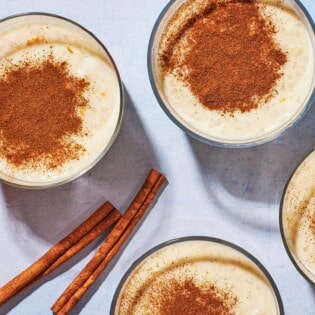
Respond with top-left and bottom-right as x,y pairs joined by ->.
281,150 -> 315,283
149,0 -> 315,146
0,14 -> 122,187
112,238 -> 283,314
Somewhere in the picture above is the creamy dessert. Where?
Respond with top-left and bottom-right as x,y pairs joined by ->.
281,150 -> 315,283
113,239 -> 283,314
0,14 -> 122,187
151,0 -> 315,145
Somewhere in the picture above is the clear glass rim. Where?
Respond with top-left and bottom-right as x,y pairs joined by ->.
147,0 -> 315,148
110,236 -> 284,314
279,148 -> 315,285
0,12 -> 124,189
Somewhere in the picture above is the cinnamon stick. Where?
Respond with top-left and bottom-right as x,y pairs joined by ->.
56,174 -> 166,315
42,209 -> 121,277
51,169 -> 166,314
0,201 -> 116,306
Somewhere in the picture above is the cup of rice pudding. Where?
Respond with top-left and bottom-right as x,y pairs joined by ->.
0,13 -> 123,188
148,0 -> 315,147
111,237 -> 284,315
280,150 -> 315,284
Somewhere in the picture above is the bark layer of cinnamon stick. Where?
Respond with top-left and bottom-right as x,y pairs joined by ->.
0,202 -> 120,306
51,169 -> 166,315
42,209 -> 121,277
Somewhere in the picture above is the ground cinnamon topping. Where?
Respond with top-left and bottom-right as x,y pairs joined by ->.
157,278 -> 237,315
0,55 -> 89,170
26,36 -> 47,46
160,0 -> 287,113
307,194 -> 315,236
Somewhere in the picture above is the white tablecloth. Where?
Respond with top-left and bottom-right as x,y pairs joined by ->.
0,0 -> 314,314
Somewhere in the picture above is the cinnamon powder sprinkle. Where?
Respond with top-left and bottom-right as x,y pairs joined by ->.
26,36 -> 47,46
307,195 -> 315,236
0,56 -> 89,170
160,0 -> 288,113
157,279 -> 237,315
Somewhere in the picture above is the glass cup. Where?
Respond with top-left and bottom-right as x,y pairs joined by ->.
280,149 -> 315,284
111,236 -> 284,314
0,13 -> 123,188
148,0 -> 315,147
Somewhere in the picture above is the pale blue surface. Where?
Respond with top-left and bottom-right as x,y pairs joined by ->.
0,0 -> 314,314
